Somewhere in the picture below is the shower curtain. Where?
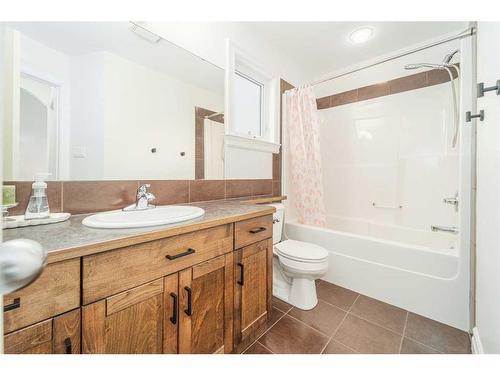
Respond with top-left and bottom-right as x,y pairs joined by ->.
284,86 -> 326,226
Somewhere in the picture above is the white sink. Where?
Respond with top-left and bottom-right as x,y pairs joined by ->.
82,205 -> 205,229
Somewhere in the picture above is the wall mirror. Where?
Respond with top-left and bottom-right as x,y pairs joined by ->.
2,22 -> 225,181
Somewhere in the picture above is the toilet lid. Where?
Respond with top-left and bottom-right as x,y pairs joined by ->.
275,239 -> 328,262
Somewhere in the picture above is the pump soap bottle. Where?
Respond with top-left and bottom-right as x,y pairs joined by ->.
24,173 -> 51,220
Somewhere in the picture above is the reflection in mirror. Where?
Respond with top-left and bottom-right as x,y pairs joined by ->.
2,22 -> 224,181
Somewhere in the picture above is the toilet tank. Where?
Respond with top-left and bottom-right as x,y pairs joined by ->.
267,203 -> 285,245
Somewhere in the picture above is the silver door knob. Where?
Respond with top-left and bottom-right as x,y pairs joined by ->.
0,239 -> 46,295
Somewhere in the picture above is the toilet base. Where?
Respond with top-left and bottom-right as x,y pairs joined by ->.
272,258 -> 320,311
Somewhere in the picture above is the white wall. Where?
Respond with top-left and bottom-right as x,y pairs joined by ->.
474,21 -> 500,354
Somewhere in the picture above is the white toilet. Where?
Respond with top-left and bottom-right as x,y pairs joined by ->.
269,203 -> 329,310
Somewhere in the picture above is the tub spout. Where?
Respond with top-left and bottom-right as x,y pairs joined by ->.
431,225 -> 459,234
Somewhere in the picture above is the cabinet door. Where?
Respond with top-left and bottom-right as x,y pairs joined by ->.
4,308 -> 81,354
53,309 -> 81,354
234,239 -> 272,344
82,279 -> 164,354
178,254 -> 233,354
163,273 -> 179,354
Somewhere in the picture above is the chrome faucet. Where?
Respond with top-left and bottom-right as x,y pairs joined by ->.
431,225 -> 459,234
123,184 -> 156,211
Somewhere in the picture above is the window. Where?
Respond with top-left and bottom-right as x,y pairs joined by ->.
225,39 -> 280,154
233,71 -> 263,138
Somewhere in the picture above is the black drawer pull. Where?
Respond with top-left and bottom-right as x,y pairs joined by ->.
249,227 -> 267,234
166,248 -> 195,260
4,298 -> 20,312
237,263 -> 244,286
170,292 -> 178,324
184,287 -> 192,316
64,337 -> 72,354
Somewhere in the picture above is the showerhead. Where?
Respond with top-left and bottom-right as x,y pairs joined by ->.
443,49 -> 460,64
404,63 -> 443,70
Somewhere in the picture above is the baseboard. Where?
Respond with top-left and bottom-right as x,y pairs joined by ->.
471,327 -> 484,354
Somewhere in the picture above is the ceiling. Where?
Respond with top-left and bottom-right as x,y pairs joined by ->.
6,22 -> 224,94
242,22 -> 468,81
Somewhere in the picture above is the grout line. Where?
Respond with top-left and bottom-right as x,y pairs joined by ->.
245,308 -> 288,351
400,336 -> 444,354
316,297 -> 350,313
242,341 -> 275,354
283,312 -> 330,339
347,294 -> 360,313
346,311 -> 404,339
322,338 -> 361,355
321,296 -> 358,353
398,312 -> 409,354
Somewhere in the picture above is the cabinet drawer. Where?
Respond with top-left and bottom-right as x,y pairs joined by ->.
4,319 -> 53,354
82,224 -> 233,304
3,259 -> 80,334
234,215 -> 273,249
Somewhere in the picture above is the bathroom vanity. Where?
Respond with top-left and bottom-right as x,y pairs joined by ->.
2,200 -> 276,354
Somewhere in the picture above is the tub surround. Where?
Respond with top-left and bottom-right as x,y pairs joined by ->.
2,198 -> 282,354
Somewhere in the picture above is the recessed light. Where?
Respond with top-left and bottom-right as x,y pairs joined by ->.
349,27 -> 374,44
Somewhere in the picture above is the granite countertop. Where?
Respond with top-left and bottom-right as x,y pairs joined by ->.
2,199 -> 276,264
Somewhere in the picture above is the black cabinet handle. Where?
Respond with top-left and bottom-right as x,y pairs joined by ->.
237,263 -> 244,286
64,337 -> 72,354
170,292 -> 178,324
4,297 -> 20,312
249,227 -> 267,234
166,248 -> 195,260
184,287 -> 192,316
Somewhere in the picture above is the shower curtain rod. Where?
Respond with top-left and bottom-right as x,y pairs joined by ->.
310,26 -> 475,87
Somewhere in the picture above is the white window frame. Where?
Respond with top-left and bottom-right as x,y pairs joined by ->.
225,39 -> 280,154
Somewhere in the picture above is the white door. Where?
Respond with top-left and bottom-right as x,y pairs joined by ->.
474,21 -> 500,354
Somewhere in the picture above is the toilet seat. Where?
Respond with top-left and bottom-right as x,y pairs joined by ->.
274,239 -> 328,263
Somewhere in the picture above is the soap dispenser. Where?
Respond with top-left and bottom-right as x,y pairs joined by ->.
24,173 -> 51,220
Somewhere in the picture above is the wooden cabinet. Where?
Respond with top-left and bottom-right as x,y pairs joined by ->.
82,254 -> 234,354
3,258 -> 80,334
4,213 -> 274,355
82,279 -> 165,354
178,254 -> 233,354
4,308 -> 81,354
82,224 -> 233,304
233,239 -> 272,345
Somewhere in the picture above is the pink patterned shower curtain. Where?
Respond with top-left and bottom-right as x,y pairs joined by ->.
285,86 -> 326,226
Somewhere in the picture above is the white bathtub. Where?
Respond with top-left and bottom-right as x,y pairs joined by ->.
285,220 -> 469,330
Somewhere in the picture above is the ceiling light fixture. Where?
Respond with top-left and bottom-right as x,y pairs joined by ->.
349,27 -> 374,44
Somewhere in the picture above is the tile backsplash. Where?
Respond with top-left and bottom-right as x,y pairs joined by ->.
4,179 -> 277,216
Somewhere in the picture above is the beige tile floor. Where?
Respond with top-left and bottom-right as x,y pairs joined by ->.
239,280 -> 471,354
